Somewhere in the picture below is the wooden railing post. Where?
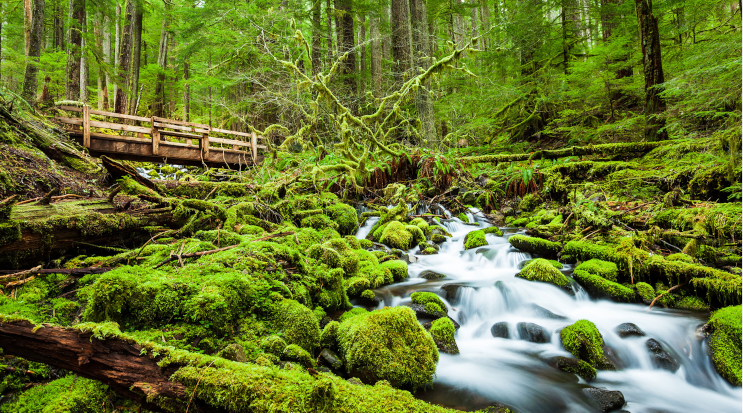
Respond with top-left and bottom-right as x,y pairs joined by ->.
151,117 -> 160,156
201,127 -> 210,158
251,131 -> 258,161
82,105 -> 91,148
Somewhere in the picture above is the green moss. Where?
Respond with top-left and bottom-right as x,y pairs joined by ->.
283,344 -> 316,368
379,221 -> 413,250
509,234 -> 562,258
560,320 -> 611,369
337,306 -> 438,390
707,305 -> 742,386
457,212 -> 470,223
430,317 -> 459,354
411,292 -> 447,314
380,260 -> 408,282
301,214 -> 339,231
635,282 -> 656,303
338,307 -> 369,323
521,259 -> 563,269
572,269 -> 635,302
0,375 -> 112,413
676,296 -> 709,311
647,255 -> 742,306
410,218 -> 431,236
360,289 -> 376,301
517,258 -> 570,287
405,225 -> 427,245
359,239 -> 373,249
464,230 -> 487,249
575,259 -> 619,282
344,236 -> 361,249
511,217 -> 529,226
563,240 -> 649,279
666,253 -> 695,263
556,357 -> 597,381
320,320 -> 340,350
327,203 -> 359,236
0,221 -> 21,247
260,335 -> 289,356
518,193 -> 541,212
273,299 -> 321,353
482,226 -> 503,236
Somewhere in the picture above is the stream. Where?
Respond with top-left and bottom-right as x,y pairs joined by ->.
355,210 -> 742,413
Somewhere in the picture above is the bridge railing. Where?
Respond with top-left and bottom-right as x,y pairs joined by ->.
55,105 -> 266,163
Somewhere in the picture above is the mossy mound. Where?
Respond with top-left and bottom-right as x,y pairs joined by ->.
326,203 -> 359,236
707,305 -> 742,386
379,221 -> 414,250
464,230 -> 488,249
336,306 -> 438,390
516,258 -> 570,288
430,317 -> 459,355
519,193 -> 541,212
635,282 -> 656,303
521,258 -> 563,270
555,356 -> 597,381
272,298 -> 321,353
509,234 -> 562,258
482,226 -> 504,236
380,260 -> 408,282
560,320 -> 613,370
0,375 -> 114,412
575,259 -> 618,282
572,270 -> 635,302
411,292 -> 447,315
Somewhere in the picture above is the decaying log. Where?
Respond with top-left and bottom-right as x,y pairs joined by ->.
459,140 -> 672,165
102,155 -> 161,194
0,320 -> 194,412
0,267 -> 112,275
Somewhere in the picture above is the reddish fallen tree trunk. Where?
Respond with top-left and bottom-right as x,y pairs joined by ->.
0,320 -> 201,412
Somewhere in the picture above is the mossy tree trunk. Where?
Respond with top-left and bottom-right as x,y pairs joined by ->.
635,0 -> 668,141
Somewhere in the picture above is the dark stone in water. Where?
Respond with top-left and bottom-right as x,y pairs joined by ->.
530,304 -> 568,320
600,344 -> 620,371
491,322 -> 509,338
357,293 -> 381,308
582,387 -> 626,412
320,348 -> 343,370
420,270 -> 446,280
441,283 -> 464,300
517,322 -> 550,343
555,356 -> 596,381
615,322 -> 645,338
646,338 -> 680,372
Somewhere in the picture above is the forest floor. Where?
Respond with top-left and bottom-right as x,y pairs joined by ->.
0,101 -> 740,412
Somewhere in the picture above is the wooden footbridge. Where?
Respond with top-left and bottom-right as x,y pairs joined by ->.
55,105 -> 265,168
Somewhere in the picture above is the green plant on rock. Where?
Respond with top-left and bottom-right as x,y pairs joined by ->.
575,259 -> 619,282
327,203 -> 359,236
572,269 -> 635,302
336,306 -> 438,390
516,258 -> 570,288
379,221 -> 414,250
635,282 -> 656,303
509,234 -> 562,258
380,260 -> 409,282
707,305 -> 741,386
560,320 -> 612,370
410,292 -> 447,314
429,317 -> 459,354
464,230 -> 488,249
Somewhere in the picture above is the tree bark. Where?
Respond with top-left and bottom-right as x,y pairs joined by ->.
338,0 -> 355,92
358,14 -> 366,76
80,4 -> 89,103
382,5 -> 391,61
369,15 -> 382,96
114,2 -> 121,102
66,0 -> 84,101
153,16 -> 169,117
183,57 -> 190,122
102,14 -> 112,109
326,0 -> 334,68
24,0 -> 32,55
54,0 -> 65,50
128,3 -> 143,115
452,0 -> 464,47
600,0 -> 632,107
391,0 -> 412,84
21,0 -> 45,103
114,0 -> 134,114
410,0 -> 435,142
312,0 -> 322,74
635,0 -> 667,141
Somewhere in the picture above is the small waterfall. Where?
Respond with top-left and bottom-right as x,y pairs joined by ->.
360,213 -> 742,413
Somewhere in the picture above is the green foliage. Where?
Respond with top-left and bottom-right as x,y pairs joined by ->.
509,235 -> 562,258
516,258 -> 570,287
572,269 -> 635,302
380,260 -> 408,282
575,259 -> 619,282
379,221 -> 413,250
560,320 -> 611,369
410,292 -> 447,314
463,230 -> 488,250
0,375 -> 112,413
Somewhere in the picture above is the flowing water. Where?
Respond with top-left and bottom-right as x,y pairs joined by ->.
355,211 -> 742,413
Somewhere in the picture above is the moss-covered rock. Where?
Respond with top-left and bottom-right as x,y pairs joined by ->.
707,305 -> 742,386
516,258 -> 570,288
380,260 -> 408,282
273,299 -> 321,353
379,221 -> 413,250
464,230 -> 487,250
560,320 -> 613,370
575,259 -> 618,282
337,306 -> 438,390
635,282 -> 656,303
520,258 -> 563,270
409,217 -> 431,237
405,225 -> 427,245
260,335 -> 288,356
572,270 -> 635,302
519,193 -> 541,212
430,317 -> 459,354
283,344 -> 316,368
301,214 -> 339,231
509,234 -> 562,258
411,292 -> 447,315
320,320 -> 340,350
327,203 -> 359,236
555,356 -> 597,381
0,375 -> 112,412
359,238 -> 373,249
482,226 -> 504,236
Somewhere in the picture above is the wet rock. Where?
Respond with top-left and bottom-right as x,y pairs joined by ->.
319,316 -> 333,329
501,206 -> 515,217
347,377 -> 363,385
517,322 -> 550,343
425,187 -> 440,197
555,356 -> 597,381
530,304 -> 568,320
615,323 -> 645,338
320,348 -> 343,370
219,343 -> 248,363
420,270 -> 446,280
481,402 -> 512,413
441,283 -> 464,300
357,291 -> 381,307
646,338 -> 680,372
400,253 -> 418,264
491,322 -> 510,338
317,366 -> 332,373
462,191 -> 477,205
599,345 -> 619,371
476,174 -> 491,187
582,387 -> 626,412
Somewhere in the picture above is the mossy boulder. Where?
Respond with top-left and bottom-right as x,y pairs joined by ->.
635,282 -> 656,303
482,226 -> 504,236
283,344 -> 316,368
464,230 -> 488,250
520,258 -> 563,270
560,320 -> 614,370
0,375 -> 111,412
379,221 -> 414,250
410,292 -> 448,317
380,260 -> 408,282
516,258 -> 570,288
509,234 -> 562,258
430,317 -> 459,354
410,217 -> 431,236
706,305 -> 742,386
575,259 -> 618,282
273,299 -> 321,353
327,203 -> 359,236
518,193 -> 541,212
572,270 -> 635,302
555,356 -> 597,381
337,306 -> 438,390
301,214 -> 339,231
320,320 -> 340,350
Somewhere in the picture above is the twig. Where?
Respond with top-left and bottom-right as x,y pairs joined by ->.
251,231 -> 295,242
647,284 -> 685,310
560,211 -> 574,232
4,276 -> 36,288
203,186 -> 218,200
581,229 -> 602,241
0,265 -> 42,281
154,244 -> 241,269
185,360 -> 216,413
0,267 -> 111,275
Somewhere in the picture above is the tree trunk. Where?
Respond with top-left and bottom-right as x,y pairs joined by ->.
479,0 -> 490,50
0,3 -> 3,82
80,4 -> 88,103
391,0 -> 412,84
358,14 -> 366,76
183,58 -> 190,122
66,0 -> 84,101
102,14 -> 112,110
601,0 -> 632,108
326,0 -> 334,68
114,3 -> 121,102
370,15 -> 382,96
312,0 -> 322,74
21,0 -> 45,103
128,3 -> 143,115
334,0 -> 343,60
452,0 -> 464,47
24,0 -> 32,55
382,5 -> 391,61
114,0 -> 134,114
410,0 -> 435,143
635,0 -> 667,141
338,0 -> 355,93
54,0 -> 65,50
153,17 -> 168,117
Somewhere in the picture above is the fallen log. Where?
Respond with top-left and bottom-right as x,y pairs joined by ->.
0,267 -> 112,275
459,140 -> 672,165
102,155 -> 161,194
